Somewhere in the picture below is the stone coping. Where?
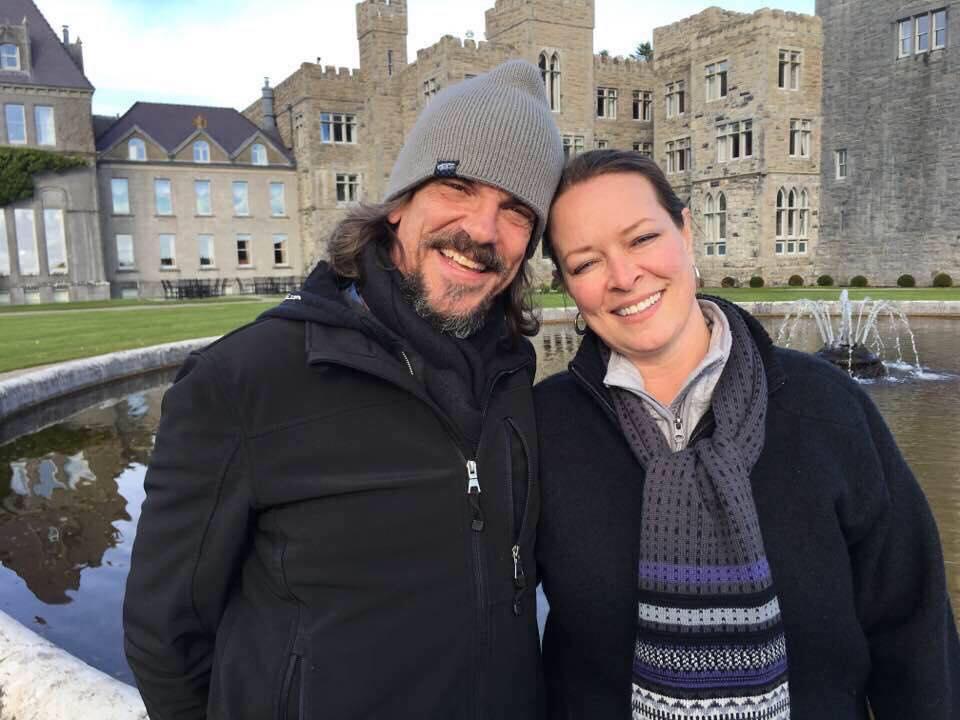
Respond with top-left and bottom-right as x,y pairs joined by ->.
0,610 -> 146,720
0,337 -> 218,423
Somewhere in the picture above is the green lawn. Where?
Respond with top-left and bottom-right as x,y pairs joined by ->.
0,301 -> 275,373
0,296 -> 268,314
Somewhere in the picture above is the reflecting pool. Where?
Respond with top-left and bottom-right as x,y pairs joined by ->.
1,317 -> 958,684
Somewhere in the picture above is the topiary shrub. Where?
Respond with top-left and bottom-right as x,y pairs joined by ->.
721,276 -> 738,288
933,272 -> 954,287
788,274 -> 804,287
0,147 -> 88,207
849,275 -> 869,287
749,276 -> 765,288
897,274 -> 916,288
816,274 -> 834,287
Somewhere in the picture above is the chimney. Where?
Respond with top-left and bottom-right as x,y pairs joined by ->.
261,77 -> 277,132
62,25 -> 69,44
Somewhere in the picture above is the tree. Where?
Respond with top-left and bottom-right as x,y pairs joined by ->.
631,41 -> 653,62
599,49 -> 610,58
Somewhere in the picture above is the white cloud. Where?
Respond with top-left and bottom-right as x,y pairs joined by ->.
34,0 -> 814,116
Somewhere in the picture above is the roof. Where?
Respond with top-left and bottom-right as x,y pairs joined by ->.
0,0 -> 94,91
95,102 -> 293,163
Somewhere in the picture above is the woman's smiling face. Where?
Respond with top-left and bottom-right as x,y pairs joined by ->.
548,171 -> 702,365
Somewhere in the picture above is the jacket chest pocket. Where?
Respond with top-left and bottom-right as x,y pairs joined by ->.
505,417 -> 537,616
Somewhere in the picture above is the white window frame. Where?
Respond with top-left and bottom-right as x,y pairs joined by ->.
562,135 -> 584,159
632,142 -> 652,156
193,140 -> 211,163
5,104 -> 26,144
423,78 -> 440,104
154,178 -> 173,215
917,14 -> 932,52
775,187 -> 808,255
716,120 -> 753,162
34,106 -> 56,146
335,173 -> 361,205
703,193 -> 727,256
273,233 -> 288,266
232,181 -> 250,216
14,208 -> 39,275
705,60 -> 728,101
159,234 -> 177,268
43,208 -> 68,275
128,138 -> 147,161
899,17 -> 915,56
778,50 -> 802,90
116,233 -> 135,270
111,178 -> 130,215
0,44 -> 20,70
194,180 -> 212,216
251,143 -> 267,166
0,211 -> 9,276
596,87 -> 618,119
270,182 -> 286,216
198,234 -> 216,267
539,52 -> 561,112
835,149 -> 848,179
934,9 -> 948,49
632,90 -> 653,121
665,80 -> 686,118
320,112 -> 357,144
665,137 -> 691,174
596,139 -> 608,150
236,233 -> 252,267
789,119 -> 812,158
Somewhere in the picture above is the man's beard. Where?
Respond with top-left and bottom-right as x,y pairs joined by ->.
399,230 -> 506,339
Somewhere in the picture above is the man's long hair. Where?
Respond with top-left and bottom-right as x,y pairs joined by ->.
327,193 -> 541,338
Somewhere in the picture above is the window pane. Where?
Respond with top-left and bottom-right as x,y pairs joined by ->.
270,183 -> 285,216
35,106 -> 55,146
232,182 -> 249,215
195,180 -> 211,215
43,208 -> 68,274
159,235 -> 176,267
129,138 -> 146,161
111,178 -> 130,214
0,44 -> 18,69
236,234 -> 251,266
199,235 -> 215,266
193,141 -> 210,162
917,15 -> 930,51
0,212 -> 9,275
900,19 -> 913,55
116,234 -> 134,269
5,104 -> 25,143
934,10 -> 947,46
273,234 -> 287,264
155,179 -> 172,215
14,209 -> 39,275
252,143 -> 267,165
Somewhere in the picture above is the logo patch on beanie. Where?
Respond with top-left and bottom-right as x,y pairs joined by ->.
435,160 -> 459,177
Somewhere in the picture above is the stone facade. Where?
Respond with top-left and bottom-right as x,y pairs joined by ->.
0,10 -> 108,305
816,0 -> 960,287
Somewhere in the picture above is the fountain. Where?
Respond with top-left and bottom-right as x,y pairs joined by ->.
777,290 -> 921,379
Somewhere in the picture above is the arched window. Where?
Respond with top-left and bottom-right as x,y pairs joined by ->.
717,192 -> 727,255
251,143 -> 267,165
775,188 -> 786,254
704,194 -> 715,246
797,189 -> 809,253
128,138 -> 146,161
787,189 -> 797,239
704,193 -> 727,256
0,44 -> 20,71
193,140 -> 210,163
549,53 -> 561,111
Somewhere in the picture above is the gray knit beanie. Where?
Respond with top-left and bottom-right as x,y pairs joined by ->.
386,59 -> 564,255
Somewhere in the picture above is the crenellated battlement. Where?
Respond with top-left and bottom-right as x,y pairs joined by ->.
485,0 -> 593,41
593,54 -> 654,76
304,62 -> 364,84
356,0 -> 408,38
414,34 -> 507,65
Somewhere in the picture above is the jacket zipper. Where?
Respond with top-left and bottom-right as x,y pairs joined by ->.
505,417 -> 533,616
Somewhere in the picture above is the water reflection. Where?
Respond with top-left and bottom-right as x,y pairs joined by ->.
0,316 -> 958,683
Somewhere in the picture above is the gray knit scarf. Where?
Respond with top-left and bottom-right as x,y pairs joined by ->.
608,302 -> 791,720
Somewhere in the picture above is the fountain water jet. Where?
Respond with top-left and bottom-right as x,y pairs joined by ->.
777,290 -> 921,379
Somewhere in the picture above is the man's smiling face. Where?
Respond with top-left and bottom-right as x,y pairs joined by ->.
388,178 -> 536,335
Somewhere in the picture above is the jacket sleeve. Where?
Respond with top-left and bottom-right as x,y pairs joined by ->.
123,351 -> 253,720
847,390 -> 960,718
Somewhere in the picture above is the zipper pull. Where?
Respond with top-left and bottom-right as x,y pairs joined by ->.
674,414 -> 684,451
466,460 -> 484,532
512,544 -> 526,616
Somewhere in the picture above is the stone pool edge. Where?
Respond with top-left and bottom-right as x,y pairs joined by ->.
0,610 -> 147,720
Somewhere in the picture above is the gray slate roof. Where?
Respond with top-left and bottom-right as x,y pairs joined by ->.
95,102 -> 293,163
0,0 -> 93,90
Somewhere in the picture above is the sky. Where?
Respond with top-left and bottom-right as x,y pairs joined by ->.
33,0 -> 816,117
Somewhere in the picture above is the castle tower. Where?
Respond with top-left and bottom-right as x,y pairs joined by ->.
356,0 -> 408,82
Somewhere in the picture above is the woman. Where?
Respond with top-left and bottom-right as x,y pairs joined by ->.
534,149 -> 960,719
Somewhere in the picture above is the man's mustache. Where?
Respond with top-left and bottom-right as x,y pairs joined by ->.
425,231 -> 506,274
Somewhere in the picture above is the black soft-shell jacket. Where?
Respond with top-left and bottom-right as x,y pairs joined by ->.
534,303 -> 960,719
123,264 -> 541,720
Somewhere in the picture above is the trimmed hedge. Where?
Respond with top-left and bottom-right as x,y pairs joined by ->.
897,274 -> 916,288
749,276 -> 765,288
721,276 -> 738,288
0,147 -> 88,207
850,275 -> 869,287
788,274 -> 804,287
933,272 -> 954,288
817,275 -> 834,287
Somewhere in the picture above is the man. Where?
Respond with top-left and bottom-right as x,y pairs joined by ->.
123,60 -> 564,719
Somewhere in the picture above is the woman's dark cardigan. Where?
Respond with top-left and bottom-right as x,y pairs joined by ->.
534,304 -> 960,719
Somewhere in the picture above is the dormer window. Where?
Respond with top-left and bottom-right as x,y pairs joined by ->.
128,138 -> 146,161
251,143 -> 267,165
0,44 -> 20,71
193,140 -> 210,163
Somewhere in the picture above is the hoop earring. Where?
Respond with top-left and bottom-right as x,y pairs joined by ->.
694,265 -> 702,287
574,311 -> 588,336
